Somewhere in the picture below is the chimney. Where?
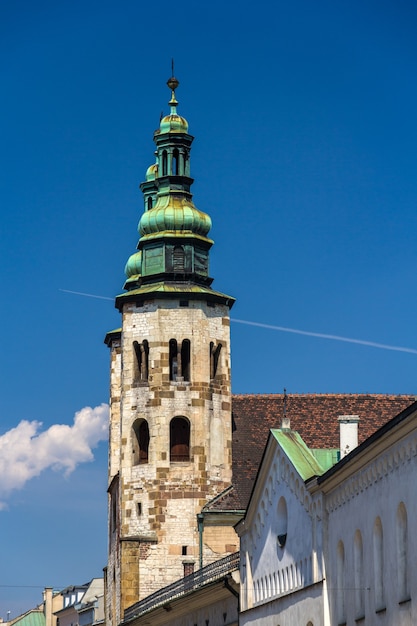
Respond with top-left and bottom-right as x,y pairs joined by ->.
338,415 -> 360,458
43,587 -> 53,626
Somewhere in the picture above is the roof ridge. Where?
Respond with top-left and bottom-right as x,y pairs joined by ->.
232,393 -> 417,398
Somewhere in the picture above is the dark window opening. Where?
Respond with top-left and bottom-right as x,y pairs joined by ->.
173,246 -> 185,272
170,417 -> 190,462
172,148 -> 180,175
170,339 -> 191,382
162,150 -> 168,176
169,339 -> 178,381
111,496 -> 117,533
132,419 -> 149,465
181,339 -> 191,381
133,340 -> 149,382
182,545 -> 187,555
137,502 -> 142,516
147,196 -> 153,210
210,342 -> 222,379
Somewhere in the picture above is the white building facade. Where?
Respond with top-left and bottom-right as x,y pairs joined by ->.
237,402 -> 417,626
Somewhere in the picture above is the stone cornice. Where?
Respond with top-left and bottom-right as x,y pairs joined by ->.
325,430 -> 417,513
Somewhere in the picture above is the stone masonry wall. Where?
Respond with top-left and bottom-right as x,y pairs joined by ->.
107,297 -> 234,624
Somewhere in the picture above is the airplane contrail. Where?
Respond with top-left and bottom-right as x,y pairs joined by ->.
59,289 -> 114,301
232,318 -> 417,355
59,289 -> 417,355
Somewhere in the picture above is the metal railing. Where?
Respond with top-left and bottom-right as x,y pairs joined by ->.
123,552 -> 240,622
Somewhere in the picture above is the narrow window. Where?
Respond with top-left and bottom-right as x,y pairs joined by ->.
336,540 -> 346,625
210,342 -> 222,379
181,339 -> 191,382
169,339 -> 178,381
111,496 -> 117,533
162,150 -> 168,176
132,419 -> 149,465
147,196 -> 153,210
396,502 -> 409,602
133,340 -> 149,382
354,530 -> 365,619
173,245 -> 185,272
172,148 -> 179,175
373,517 -> 385,611
277,496 -> 288,548
170,416 -> 190,461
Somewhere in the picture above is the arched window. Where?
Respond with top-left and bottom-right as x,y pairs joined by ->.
170,416 -> 190,462
396,502 -> 409,602
169,338 -> 190,382
172,148 -> 179,175
133,340 -> 149,382
169,339 -> 178,381
162,150 -> 168,176
181,339 -> 190,381
173,246 -> 185,272
147,196 -> 153,210
210,341 -> 222,379
373,517 -> 385,611
336,540 -> 346,625
132,419 -> 149,465
354,530 -> 365,619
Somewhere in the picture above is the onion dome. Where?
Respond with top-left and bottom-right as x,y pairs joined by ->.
138,195 -> 211,237
124,250 -> 142,278
158,76 -> 189,134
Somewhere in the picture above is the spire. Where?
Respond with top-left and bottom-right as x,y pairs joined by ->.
158,71 -> 188,135
118,74 -> 235,311
167,61 -> 179,115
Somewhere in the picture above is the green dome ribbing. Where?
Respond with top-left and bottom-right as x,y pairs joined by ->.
139,196 -> 211,237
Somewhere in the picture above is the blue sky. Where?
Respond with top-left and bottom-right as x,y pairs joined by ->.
1,0 -> 417,617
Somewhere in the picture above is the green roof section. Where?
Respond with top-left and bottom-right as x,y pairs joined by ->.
311,448 -> 340,472
271,429 -> 328,480
11,611 -> 45,626
115,282 -> 235,310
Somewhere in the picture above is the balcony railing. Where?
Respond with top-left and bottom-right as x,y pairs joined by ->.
123,552 -> 240,622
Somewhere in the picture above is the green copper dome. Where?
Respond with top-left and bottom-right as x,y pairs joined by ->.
145,163 -> 158,181
125,250 -> 142,278
138,195 -> 211,237
159,111 -> 188,134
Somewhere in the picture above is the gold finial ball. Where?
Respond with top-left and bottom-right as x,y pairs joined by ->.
167,76 -> 179,92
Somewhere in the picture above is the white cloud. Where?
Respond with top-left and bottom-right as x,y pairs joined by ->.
0,404 -> 109,508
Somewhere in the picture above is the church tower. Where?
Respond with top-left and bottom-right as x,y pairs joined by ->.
105,75 -> 235,626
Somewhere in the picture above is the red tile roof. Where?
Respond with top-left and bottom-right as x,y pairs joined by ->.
211,394 -> 417,511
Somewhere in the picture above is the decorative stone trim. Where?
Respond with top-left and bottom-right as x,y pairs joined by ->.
326,433 -> 417,512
